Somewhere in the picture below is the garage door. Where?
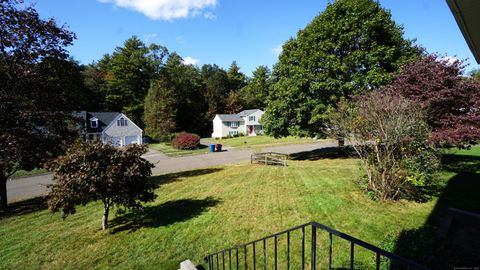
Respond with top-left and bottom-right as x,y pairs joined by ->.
109,136 -> 122,147
124,135 -> 139,145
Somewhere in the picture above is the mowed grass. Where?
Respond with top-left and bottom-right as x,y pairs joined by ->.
203,135 -> 325,148
1,156 -> 457,270
149,143 -> 210,157
11,168 -> 48,178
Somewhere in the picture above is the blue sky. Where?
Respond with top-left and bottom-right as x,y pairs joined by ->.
30,0 -> 479,76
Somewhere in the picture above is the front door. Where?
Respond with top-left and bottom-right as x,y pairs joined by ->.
249,126 -> 253,135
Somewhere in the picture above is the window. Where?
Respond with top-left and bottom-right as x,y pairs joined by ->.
90,118 -> 98,128
229,130 -> 238,136
117,117 -> 128,127
249,116 -> 256,121
231,121 -> 239,127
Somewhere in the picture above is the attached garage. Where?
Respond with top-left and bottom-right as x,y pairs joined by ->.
124,135 -> 140,145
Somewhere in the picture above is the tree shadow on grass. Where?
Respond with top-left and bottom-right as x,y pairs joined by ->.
110,197 -> 220,234
289,146 -> 356,161
391,154 -> 480,269
0,196 -> 48,219
150,168 -> 223,186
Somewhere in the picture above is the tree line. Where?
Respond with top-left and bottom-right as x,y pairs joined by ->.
70,38 -> 273,139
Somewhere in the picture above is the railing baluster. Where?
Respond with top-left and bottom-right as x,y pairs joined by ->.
287,231 -> 290,270
263,239 -> 266,270
328,233 -> 332,270
274,235 -> 278,270
311,226 -> 316,270
222,252 -> 225,270
244,245 -> 248,270
350,242 -> 354,270
376,253 -> 380,270
253,242 -> 256,270
204,222 -> 428,270
236,248 -> 239,270
302,226 -> 305,270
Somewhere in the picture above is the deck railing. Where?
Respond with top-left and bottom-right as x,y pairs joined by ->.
204,221 -> 429,270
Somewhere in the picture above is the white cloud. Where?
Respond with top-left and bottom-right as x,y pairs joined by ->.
99,0 -> 218,21
182,56 -> 199,66
272,44 -> 283,56
143,33 -> 157,42
204,11 -> 217,20
441,55 -> 460,66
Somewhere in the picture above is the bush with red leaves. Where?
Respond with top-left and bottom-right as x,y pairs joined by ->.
172,132 -> 200,150
383,54 -> 480,147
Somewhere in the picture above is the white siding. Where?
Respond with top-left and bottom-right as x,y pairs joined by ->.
103,114 -> 143,146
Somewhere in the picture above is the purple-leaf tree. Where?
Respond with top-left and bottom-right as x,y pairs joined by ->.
47,143 -> 156,230
384,54 -> 480,147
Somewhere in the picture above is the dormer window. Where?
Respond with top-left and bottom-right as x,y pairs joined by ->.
117,117 -> 127,127
90,117 -> 98,128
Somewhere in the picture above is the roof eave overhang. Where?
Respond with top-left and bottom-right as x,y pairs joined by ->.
447,0 -> 480,63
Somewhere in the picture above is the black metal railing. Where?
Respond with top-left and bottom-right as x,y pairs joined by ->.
204,221 -> 429,270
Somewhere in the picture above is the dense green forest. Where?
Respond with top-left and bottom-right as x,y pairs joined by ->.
69,36 -> 271,139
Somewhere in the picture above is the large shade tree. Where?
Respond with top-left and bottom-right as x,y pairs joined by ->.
263,0 -> 421,137
0,0 -> 78,210
385,55 -> 480,147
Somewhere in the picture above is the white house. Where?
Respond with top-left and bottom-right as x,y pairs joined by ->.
76,111 -> 143,146
211,109 -> 264,139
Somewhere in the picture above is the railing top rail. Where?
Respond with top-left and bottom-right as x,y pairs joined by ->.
204,221 -> 430,270
204,222 -> 310,257
310,222 -> 430,270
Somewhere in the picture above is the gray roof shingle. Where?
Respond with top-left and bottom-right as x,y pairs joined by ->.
216,114 -> 243,121
75,111 -> 121,133
237,109 -> 261,116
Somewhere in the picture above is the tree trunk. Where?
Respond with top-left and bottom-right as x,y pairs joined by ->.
0,173 -> 7,211
102,202 -> 109,230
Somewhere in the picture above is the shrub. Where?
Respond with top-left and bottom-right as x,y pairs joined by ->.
171,132 -> 200,150
329,91 -> 440,200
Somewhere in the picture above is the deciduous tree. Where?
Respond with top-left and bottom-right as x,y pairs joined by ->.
385,55 -> 480,147
225,91 -> 243,114
263,0 -> 420,138
47,143 -> 156,230
0,0 -> 78,210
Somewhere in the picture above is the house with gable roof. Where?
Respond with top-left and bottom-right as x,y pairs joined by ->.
76,111 -> 143,146
211,109 -> 264,139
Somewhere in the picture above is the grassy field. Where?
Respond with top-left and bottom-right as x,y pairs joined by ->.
1,148 -> 478,269
149,143 -> 210,157
203,135 -> 324,148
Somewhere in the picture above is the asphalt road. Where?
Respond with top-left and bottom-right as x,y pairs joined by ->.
7,140 -> 339,203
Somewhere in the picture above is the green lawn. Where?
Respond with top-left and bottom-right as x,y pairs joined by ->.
11,168 -> 48,179
203,135 -> 325,148
149,143 -> 210,157
442,145 -> 480,156
1,148 -> 478,269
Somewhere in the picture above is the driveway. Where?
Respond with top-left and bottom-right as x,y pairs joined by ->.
6,140 -> 339,203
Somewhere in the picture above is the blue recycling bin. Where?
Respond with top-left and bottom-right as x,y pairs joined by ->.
209,144 -> 216,152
